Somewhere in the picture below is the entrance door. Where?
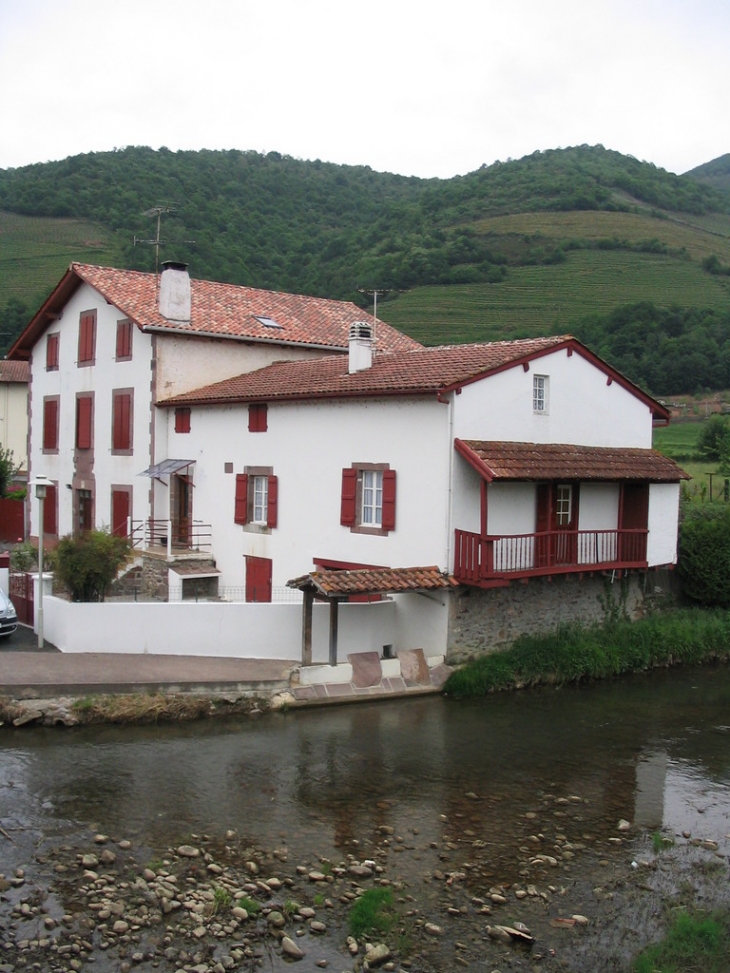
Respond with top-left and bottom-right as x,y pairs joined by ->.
172,474 -> 191,547
76,489 -> 93,534
535,483 -> 579,568
620,482 -> 649,562
245,556 -> 272,603
111,490 -> 130,538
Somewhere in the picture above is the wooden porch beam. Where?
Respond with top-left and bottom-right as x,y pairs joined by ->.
329,597 -> 340,667
301,591 -> 313,666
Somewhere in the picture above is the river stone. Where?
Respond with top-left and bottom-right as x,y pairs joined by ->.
268,911 -> 286,928
231,907 -> 248,921
100,849 -> 116,865
281,936 -> 304,960
365,943 -> 391,964
349,865 -> 373,878
308,871 -> 326,882
177,845 -> 200,858
80,854 -> 99,868
617,819 -> 631,831
112,920 -> 129,934
309,921 -> 327,934
424,923 -> 444,936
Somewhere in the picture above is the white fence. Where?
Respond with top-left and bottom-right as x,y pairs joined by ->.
40,591 -> 450,663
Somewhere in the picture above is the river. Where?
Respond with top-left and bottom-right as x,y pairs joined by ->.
1,665 -> 730,971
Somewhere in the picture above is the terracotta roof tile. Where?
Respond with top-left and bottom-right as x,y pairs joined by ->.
458,440 -> 689,481
73,263 -> 420,353
161,335 -> 572,405
0,360 -> 29,383
287,566 -> 458,597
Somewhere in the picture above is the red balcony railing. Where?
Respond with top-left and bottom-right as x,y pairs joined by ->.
454,527 -> 648,584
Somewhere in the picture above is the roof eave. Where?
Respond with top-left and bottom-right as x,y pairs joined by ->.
7,264 -> 84,359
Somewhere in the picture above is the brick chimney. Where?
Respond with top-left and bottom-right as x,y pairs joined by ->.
159,261 -> 191,323
348,322 -> 373,373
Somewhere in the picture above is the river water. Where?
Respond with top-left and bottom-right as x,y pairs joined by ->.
2,665 -> 730,970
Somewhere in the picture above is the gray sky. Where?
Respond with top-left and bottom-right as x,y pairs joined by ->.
1,0 -> 728,178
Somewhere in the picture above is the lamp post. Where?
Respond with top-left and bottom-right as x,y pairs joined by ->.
32,476 -> 49,650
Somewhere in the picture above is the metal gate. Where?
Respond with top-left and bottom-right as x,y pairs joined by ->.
9,573 -> 33,626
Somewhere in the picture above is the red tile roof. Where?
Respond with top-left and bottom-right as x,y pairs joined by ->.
0,360 -> 29,383
161,335 -> 574,405
8,263 -> 421,358
456,440 -> 689,482
287,566 -> 458,597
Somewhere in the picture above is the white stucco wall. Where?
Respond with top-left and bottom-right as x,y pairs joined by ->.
647,483 -> 681,566
163,395 -> 451,590
28,282 -> 155,537
0,381 -> 29,472
452,348 -> 654,448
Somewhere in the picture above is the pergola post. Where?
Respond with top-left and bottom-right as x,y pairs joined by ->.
302,590 -> 313,666
329,597 -> 340,667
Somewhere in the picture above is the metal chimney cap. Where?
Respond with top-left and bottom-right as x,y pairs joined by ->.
349,321 -> 373,340
160,260 -> 189,273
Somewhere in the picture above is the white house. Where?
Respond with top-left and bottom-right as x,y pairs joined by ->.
159,329 -> 687,659
8,262 -> 419,545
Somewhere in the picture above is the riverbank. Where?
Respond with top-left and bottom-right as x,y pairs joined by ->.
444,608 -> 730,698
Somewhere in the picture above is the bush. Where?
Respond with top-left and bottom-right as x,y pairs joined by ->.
53,530 -> 130,602
677,504 -> 730,607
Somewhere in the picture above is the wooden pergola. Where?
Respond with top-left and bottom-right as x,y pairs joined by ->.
286,566 -> 458,666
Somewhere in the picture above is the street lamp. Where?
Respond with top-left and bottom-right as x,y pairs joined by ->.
32,475 -> 50,650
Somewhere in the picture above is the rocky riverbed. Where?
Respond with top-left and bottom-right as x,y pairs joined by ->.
2,792 -> 729,973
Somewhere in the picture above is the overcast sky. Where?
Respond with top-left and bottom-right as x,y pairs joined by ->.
0,0 -> 727,179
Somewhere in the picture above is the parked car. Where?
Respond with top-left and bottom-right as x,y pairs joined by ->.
0,589 -> 18,637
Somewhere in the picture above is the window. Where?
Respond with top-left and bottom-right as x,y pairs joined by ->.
533,374 -> 548,414
42,397 -> 59,452
46,333 -> 59,371
341,464 -> 396,534
175,407 -> 191,434
234,468 -> 278,528
78,311 -> 96,366
116,319 -> 133,361
76,393 -> 93,449
112,390 -> 133,453
555,484 -> 572,525
248,403 -> 268,432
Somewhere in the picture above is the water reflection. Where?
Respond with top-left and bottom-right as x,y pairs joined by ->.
1,666 -> 729,886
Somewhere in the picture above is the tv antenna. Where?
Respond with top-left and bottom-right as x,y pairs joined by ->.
357,287 -> 391,346
134,205 -> 194,274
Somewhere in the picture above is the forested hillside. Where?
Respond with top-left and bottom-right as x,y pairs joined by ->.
1,144 -> 730,395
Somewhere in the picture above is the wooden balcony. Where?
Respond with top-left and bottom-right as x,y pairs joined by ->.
454,527 -> 648,586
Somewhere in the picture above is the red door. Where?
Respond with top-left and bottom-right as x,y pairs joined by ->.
620,483 -> 649,562
245,556 -> 272,603
553,483 -> 579,565
112,490 -> 130,538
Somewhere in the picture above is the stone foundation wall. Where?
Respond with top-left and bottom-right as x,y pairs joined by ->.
446,569 -> 679,665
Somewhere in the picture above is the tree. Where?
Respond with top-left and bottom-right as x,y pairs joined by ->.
677,504 -> 730,608
0,447 -> 21,497
53,530 -> 130,602
696,415 -> 730,462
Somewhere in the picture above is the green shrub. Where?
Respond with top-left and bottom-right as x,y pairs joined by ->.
677,503 -> 730,607
349,888 -> 398,940
53,529 -> 130,602
633,910 -> 729,973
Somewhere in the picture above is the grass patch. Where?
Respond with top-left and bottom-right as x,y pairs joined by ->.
69,693 -> 214,724
349,888 -> 399,940
235,895 -> 260,914
211,886 -> 232,915
443,609 -> 730,698
652,831 -> 675,853
632,909 -> 730,973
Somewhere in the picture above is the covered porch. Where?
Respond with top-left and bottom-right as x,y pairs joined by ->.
452,439 -> 688,587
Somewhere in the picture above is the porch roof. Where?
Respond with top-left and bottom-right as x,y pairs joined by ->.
138,459 -> 195,478
455,439 -> 690,482
287,566 -> 458,598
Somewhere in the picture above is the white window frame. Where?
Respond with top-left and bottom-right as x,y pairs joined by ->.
361,469 -> 383,527
533,374 -> 549,414
555,484 -> 572,525
252,475 -> 269,525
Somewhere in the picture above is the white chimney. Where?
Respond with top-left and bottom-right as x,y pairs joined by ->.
159,261 -> 191,322
348,321 -> 373,373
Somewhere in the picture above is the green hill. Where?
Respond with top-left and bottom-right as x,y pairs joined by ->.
2,143 -> 730,395
685,154 -> 730,197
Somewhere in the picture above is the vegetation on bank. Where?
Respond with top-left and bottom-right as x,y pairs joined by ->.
442,609 -> 730,698
632,909 -> 730,973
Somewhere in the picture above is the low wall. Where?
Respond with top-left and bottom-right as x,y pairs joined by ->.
446,571 -> 672,664
41,595 -> 401,663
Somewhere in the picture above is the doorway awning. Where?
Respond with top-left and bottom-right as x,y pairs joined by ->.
138,459 -> 195,479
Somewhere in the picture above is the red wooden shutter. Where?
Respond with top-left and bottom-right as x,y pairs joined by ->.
340,468 -> 357,526
113,393 -> 131,451
76,396 -> 92,449
245,556 -> 272,603
111,490 -> 130,537
43,399 -> 58,450
382,469 -> 396,531
78,313 -> 95,363
248,403 -> 268,432
175,407 -> 191,433
43,483 -> 57,535
46,333 -> 59,370
116,320 -> 132,359
267,474 -> 278,528
234,474 -> 249,524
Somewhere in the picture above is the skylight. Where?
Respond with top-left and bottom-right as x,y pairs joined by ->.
254,316 -> 283,329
